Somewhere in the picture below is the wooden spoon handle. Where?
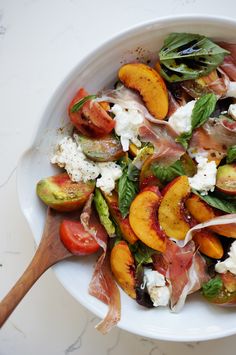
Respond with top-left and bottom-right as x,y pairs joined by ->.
0,246 -> 52,327
0,208 -> 72,328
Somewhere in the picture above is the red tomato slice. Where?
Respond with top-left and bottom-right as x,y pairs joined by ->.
60,219 -> 100,255
68,88 -> 115,138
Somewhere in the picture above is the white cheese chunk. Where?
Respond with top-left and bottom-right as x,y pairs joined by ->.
51,136 -> 122,194
168,100 -> 196,134
143,268 -> 170,307
215,241 -> 236,275
96,162 -> 122,194
188,156 -> 217,195
111,104 -> 144,151
225,81 -> 236,98
228,103 -> 236,120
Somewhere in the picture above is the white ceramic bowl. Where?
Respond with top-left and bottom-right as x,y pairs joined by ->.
17,15 -> 236,342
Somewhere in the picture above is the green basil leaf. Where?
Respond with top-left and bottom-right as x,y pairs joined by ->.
176,93 -> 217,149
152,159 -> 185,183
130,242 -> 156,267
127,163 -> 140,182
70,95 -> 96,113
193,189 -> 236,213
227,145 -> 236,164
118,167 -> 138,218
94,188 -> 115,237
191,93 -> 217,129
159,33 -> 229,82
202,276 -> 223,298
176,131 -> 192,149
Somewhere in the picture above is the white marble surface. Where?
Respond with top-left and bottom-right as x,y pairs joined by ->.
1,0 -> 236,354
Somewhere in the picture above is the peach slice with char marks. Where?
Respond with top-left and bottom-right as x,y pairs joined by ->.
193,230 -> 223,259
36,173 -> 95,211
110,240 -> 136,298
103,191 -> 138,244
129,186 -> 166,252
158,176 -> 191,240
186,194 -> 236,238
118,63 -> 168,119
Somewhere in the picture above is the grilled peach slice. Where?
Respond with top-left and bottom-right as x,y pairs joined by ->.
158,176 -> 191,240
139,155 -> 163,190
129,186 -> 166,252
103,191 -> 138,244
185,194 -> 236,238
36,173 -> 95,211
216,164 -> 236,195
193,230 -> 223,259
77,134 -> 124,162
118,63 -> 168,119
110,241 -> 136,298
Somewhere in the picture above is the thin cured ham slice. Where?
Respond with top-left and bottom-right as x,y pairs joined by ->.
153,239 -> 209,311
138,121 -> 185,166
80,195 -> 121,334
218,42 -> 236,81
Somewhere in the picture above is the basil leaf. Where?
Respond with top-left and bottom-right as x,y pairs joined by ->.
159,33 -> 229,82
176,93 -> 217,149
227,145 -> 236,164
130,242 -> 156,267
152,160 -> 185,183
202,276 -> 223,298
193,190 -> 236,213
127,163 -> 140,182
176,131 -> 192,149
118,167 -> 138,218
94,188 -> 115,237
70,95 -> 96,113
191,93 -> 217,129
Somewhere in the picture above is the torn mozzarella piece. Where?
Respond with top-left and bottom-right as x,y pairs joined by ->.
51,136 -> 122,194
188,156 -> 217,195
143,268 -> 170,307
228,103 -> 236,120
215,240 -> 236,275
168,100 -> 196,134
111,104 -> 144,151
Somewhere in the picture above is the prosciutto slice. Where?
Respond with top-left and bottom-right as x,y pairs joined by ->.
138,121 -> 185,166
218,42 -> 236,81
189,116 -> 236,159
80,195 -> 121,334
153,239 -> 209,311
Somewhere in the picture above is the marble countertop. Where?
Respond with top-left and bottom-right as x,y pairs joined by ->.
1,0 -> 236,354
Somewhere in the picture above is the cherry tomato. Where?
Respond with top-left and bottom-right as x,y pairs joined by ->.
68,88 -> 115,138
60,219 -> 100,255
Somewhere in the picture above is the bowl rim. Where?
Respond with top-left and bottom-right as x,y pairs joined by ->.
17,14 -> 236,342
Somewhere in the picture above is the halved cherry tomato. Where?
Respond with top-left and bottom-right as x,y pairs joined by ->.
68,88 -> 115,138
60,219 -> 100,255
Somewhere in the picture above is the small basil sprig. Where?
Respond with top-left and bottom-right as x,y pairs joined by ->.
202,276 -> 223,298
176,93 -> 217,149
70,95 -> 96,113
227,145 -> 236,164
130,242 -> 156,268
193,189 -> 236,214
152,160 -> 185,183
118,159 -> 138,218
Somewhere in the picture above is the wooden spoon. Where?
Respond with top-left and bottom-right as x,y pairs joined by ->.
0,208 -> 72,327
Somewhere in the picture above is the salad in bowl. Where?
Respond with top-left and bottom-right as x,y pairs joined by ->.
35,30 -> 236,335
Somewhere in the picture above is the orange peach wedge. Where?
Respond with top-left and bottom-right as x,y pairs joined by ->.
110,241 -> 136,299
186,194 -> 236,238
193,230 -> 223,259
158,176 -> 191,240
129,186 -> 166,252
